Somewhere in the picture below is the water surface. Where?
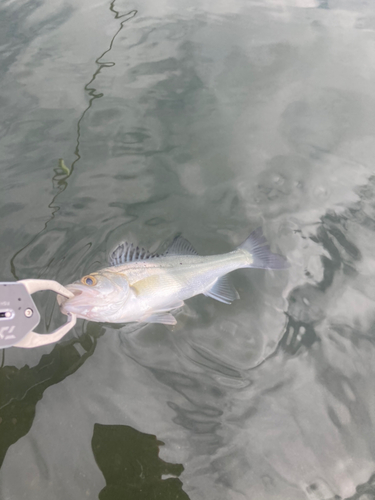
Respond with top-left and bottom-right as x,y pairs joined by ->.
1,0 -> 375,498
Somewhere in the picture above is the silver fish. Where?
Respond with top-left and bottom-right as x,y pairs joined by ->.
57,228 -> 288,325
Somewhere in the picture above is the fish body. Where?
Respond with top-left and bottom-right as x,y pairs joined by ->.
58,228 -> 288,325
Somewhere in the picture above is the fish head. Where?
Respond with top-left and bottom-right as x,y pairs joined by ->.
57,271 -> 130,321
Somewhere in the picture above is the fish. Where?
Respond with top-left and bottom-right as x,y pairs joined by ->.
57,227 -> 289,325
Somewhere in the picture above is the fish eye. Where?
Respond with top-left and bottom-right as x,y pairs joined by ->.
81,275 -> 97,286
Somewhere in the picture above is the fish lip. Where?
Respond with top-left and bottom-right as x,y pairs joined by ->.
58,283 -> 101,315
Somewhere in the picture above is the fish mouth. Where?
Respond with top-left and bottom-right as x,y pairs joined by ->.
57,283 -> 100,315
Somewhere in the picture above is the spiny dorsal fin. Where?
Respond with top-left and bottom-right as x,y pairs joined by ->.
109,242 -> 158,266
163,236 -> 199,256
204,276 -> 240,304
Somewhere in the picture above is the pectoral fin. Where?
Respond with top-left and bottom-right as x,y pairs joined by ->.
204,276 -> 240,304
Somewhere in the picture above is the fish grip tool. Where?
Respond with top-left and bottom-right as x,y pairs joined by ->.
0,280 -> 76,348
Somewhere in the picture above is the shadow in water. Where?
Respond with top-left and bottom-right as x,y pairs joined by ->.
92,423 -> 190,500
346,473 -> 375,499
0,322 -> 104,468
280,207 -> 363,356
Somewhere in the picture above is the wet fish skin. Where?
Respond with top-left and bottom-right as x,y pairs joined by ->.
58,228 -> 288,325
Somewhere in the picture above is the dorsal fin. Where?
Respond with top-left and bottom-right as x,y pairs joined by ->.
163,236 -> 199,256
109,242 -> 158,266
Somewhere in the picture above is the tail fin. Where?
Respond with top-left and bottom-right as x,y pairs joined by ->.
239,227 -> 289,270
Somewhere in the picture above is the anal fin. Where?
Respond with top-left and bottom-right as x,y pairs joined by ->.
141,312 -> 177,325
204,276 -> 240,304
141,300 -> 184,325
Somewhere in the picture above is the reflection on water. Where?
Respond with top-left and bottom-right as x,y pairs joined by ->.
1,0 -> 375,498
0,323 -> 103,468
92,423 -> 190,499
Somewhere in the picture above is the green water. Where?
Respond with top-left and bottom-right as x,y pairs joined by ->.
2,0 -> 375,498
